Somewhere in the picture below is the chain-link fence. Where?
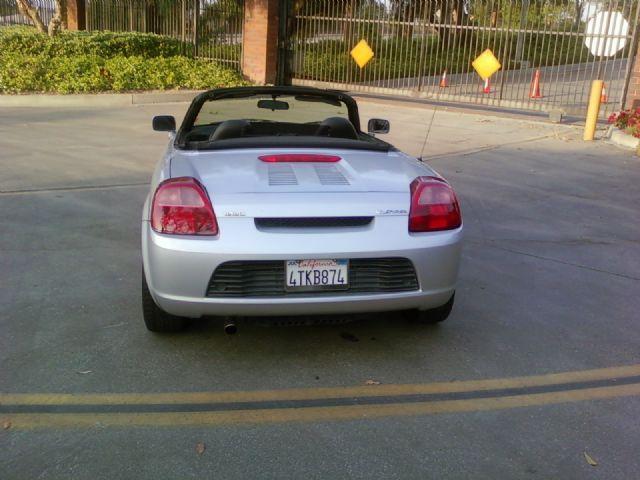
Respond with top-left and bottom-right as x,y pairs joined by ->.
287,0 -> 640,117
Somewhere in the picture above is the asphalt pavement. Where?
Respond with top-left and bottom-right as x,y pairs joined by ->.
1,101 -> 639,479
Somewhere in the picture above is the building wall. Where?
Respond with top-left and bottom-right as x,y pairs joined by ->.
627,44 -> 640,110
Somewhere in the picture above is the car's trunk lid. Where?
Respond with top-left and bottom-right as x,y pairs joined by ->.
170,148 -> 434,218
171,148 -> 433,194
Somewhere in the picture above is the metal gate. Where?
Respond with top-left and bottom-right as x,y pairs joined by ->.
285,0 -> 640,117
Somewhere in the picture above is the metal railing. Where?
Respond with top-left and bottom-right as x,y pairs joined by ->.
0,0 -> 243,70
85,0 -> 243,69
288,0 -> 640,117
0,0 -> 57,27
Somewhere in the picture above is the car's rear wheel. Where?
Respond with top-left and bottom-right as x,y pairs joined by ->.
406,293 -> 455,324
141,269 -> 188,332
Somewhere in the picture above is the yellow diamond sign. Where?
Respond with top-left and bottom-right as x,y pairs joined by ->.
350,39 -> 374,69
472,49 -> 501,80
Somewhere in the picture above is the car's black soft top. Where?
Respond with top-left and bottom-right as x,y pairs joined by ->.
187,135 -> 393,152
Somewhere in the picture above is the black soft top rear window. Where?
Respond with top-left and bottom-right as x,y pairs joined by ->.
175,86 -> 393,152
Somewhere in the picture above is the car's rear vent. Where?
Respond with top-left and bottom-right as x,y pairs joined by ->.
206,258 -> 419,297
255,217 -> 373,229
268,164 -> 298,186
314,164 -> 350,185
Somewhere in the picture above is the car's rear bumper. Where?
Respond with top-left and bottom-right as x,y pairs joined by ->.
141,217 -> 462,318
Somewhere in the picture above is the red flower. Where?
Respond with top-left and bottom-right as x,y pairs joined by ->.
608,109 -> 640,130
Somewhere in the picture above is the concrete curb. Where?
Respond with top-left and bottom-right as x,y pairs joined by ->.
606,126 -> 640,151
0,90 -> 204,107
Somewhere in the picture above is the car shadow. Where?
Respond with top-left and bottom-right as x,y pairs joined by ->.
168,310 -> 452,356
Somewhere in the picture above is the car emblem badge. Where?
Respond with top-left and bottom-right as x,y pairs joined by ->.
376,209 -> 407,216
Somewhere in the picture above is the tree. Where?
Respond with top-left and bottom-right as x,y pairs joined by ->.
574,0 -> 585,27
386,0 -> 470,45
16,0 -> 67,37
48,0 -> 67,36
390,0 -> 419,38
16,0 -> 46,34
434,0 -> 470,47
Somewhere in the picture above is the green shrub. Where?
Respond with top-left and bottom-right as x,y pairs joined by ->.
0,53 -> 49,92
194,41 -> 241,64
103,56 -> 248,92
44,55 -> 113,93
0,52 -> 248,94
0,26 -> 247,93
0,26 -> 187,58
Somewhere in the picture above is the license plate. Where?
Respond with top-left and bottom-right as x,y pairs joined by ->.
285,259 -> 349,291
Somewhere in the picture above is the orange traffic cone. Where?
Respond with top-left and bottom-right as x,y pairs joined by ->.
601,83 -> 608,103
439,70 -> 449,88
529,69 -> 543,99
483,78 -> 491,94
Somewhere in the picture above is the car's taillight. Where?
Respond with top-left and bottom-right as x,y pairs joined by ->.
151,177 -> 218,236
259,154 -> 341,163
409,176 -> 461,232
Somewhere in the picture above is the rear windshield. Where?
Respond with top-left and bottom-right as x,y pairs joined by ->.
178,90 -> 392,152
194,95 -> 349,126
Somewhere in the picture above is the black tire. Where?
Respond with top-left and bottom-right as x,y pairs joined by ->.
406,293 -> 455,324
141,269 -> 188,333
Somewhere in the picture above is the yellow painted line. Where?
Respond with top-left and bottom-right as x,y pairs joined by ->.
2,363 -> 640,406
0,182 -> 148,196
6,383 -> 640,430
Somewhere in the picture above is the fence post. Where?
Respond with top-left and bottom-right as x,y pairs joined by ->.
66,0 -> 86,31
514,0 -> 529,65
142,2 -> 147,32
624,35 -> 640,110
193,0 -> 199,57
276,0 -> 290,84
242,0 -> 279,84
182,0 -> 187,46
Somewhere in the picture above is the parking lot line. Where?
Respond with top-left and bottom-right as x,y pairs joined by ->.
2,365 -> 640,429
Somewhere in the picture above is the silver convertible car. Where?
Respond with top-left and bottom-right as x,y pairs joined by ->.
142,86 -> 463,333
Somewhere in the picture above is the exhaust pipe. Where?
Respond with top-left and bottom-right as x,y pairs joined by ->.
223,320 -> 238,335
